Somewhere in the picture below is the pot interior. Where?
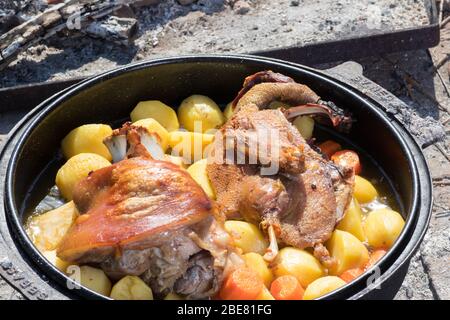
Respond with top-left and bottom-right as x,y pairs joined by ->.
7,56 -> 416,298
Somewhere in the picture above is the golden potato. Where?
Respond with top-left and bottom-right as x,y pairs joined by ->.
61,124 -> 113,161
178,95 -> 225,132
303,276 -> 346,300
187,159 -> 216,199
354,175 -> 378,203
224,221 -> 268,255
110,276 -> 153,300
130,100 -> 179,131
168,131 -> 214,161
79,266 -> 112,296
337,198 -> 365,242
223,102 -> 234,120
243,252 -> 273,287
26,201 -> 79,251
133,118 -> 169,151
164,155 -> 187,168
272,247 -> 324,288
56,153 -> 110,200
326,230 -> 369,276
364,209 -> 405,249
256,287 -> 275,300
164,293 -> 184,300
41,250 -> 72,273
293,116 -> 314,140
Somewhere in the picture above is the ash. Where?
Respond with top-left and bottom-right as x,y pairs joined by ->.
0,0 -> 430,87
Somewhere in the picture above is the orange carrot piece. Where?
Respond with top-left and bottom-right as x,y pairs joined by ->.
340,268 -> 364,283
331,149 -> 362,174
270,275 -> 304,300
365,249 -> 387,269
219,267 -> 264,300
318,140 -> 341,159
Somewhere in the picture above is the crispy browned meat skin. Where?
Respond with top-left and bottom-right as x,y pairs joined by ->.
207,71 -> 354,263
206,162 -> 257,219
208,108 -> 306,218
58,123 -> 238,299
236,82 -> 320,114
231,70 -> 295,108
57,158 -> 212,261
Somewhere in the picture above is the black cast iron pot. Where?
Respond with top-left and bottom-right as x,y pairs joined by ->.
0,55 -> 432,300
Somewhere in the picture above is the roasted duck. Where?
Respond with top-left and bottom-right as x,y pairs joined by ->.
207,71 -> 355,265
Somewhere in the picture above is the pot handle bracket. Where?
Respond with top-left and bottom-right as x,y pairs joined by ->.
324,61 -> 445,148
0,128 -> 73,300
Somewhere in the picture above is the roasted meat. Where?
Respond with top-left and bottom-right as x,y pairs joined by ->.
57,124 -> 237,299
207,71 -> 354,265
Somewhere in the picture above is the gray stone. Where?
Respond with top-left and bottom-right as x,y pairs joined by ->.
395,253 -> 434,300
233,0 -> 250,14
419,209 -> 450,299
177,0 -> 196,5
135,0 -> 162,6
0,277 -> 25,300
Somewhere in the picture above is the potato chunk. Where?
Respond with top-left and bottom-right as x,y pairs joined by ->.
56,153 -> 110,200
354,175 -> 378,203
326,230 -> 369,276
187,159 -> 216,199
130,100 -> 179,131
61,124 -> 113,161
337,198 -> 365,242
364,209 -> 405,249
133,118 -> 169,151
178,95 -> 225,132
303,276 -> 346,300
110,276 -> 153,300
164,155 -> 187,168
223,102 -> 234,120
293,116 -> 314,140
79,266 -> 112,296
26,201 -> 78,251
41,250 -> 72,273
224,221 -> 268,255
168,131 -> 214,162
272,247 -> 324,288
243,252 -> 273,287
256,287 -> 275,300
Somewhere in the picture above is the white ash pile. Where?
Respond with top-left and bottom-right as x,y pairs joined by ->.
0,0 -> 245,70
0,0 -> 431,88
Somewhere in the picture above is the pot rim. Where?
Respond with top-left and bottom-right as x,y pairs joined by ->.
3,54 -> 431,300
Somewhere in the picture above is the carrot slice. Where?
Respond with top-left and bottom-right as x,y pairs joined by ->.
331,149 -> 362,174
270,275 -> 304,300
365,249 -> 387,269
219,267 -> 264,300
318,140 -> 341,159
340,268 -> 364,283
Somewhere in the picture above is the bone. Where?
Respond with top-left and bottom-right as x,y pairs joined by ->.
136,130 -> 165,160
284,103 -> 353,132
263,224 -> 279,263
104,134 -> 127,163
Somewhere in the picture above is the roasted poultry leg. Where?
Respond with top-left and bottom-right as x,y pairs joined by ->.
57,123 -> 238,299
207,71 -> 354,266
